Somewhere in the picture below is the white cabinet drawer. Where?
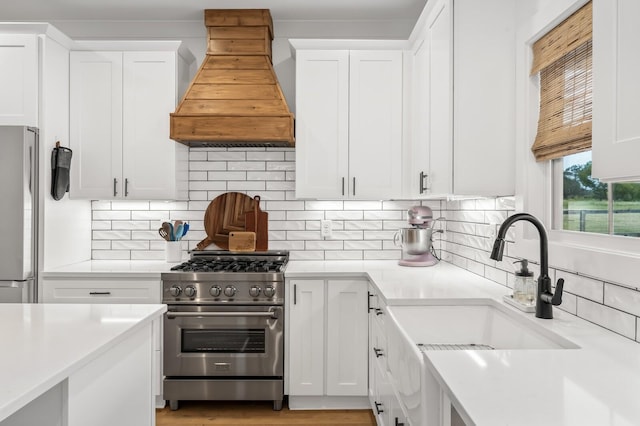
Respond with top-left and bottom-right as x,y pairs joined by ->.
41,278 -> 161,304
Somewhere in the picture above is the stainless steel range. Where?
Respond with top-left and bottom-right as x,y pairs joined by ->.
161,250 -> 288,411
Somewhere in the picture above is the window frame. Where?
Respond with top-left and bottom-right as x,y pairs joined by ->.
514,0 -> 640,290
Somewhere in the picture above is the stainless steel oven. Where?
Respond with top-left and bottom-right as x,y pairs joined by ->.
161,251 -> 287,411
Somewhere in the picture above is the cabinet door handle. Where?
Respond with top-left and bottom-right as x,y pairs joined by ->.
89,291 -> 111,296
293,284 -> 297,305
419,171 -> 425,194
342,177 -> 345,196
125,178 -> 129,197
367,291 -> 374,312
373,347 -> 384,358
352,177 -> 356,196
113,178 -> 118,197
375,308 -> 383,316
374,401 -> 384,414
395,417 -> 405,426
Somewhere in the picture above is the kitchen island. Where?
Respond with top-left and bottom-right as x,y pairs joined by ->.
0,303 -> 166,426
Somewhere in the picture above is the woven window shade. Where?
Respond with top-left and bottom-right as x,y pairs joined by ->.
531,1 -> 592,162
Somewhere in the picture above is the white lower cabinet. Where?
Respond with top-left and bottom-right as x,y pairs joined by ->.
369,285 -> 411,426
287,278 -> 369,408
40,276 -> 164,408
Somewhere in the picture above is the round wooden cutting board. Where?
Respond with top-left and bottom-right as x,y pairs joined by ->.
196,192 -> 258,250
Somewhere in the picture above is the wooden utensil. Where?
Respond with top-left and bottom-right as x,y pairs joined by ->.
196,192 -> 258,250
162,222 -> 173,241
158,227 -> 170,241
245,195 -> 268,251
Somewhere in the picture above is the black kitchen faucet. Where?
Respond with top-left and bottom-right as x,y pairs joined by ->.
490,213 -> 564,319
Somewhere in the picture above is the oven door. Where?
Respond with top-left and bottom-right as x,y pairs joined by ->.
163,304 -> 283,378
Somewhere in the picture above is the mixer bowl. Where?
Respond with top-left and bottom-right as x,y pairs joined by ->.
394,228 -> 433,255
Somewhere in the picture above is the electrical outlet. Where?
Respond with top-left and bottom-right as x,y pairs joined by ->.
320,220 -> 332,238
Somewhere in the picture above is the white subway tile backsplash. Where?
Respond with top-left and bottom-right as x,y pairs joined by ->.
326,210 -> 363,220
92,240 -> 111,250
287,230 -> 322,241
208,151 -> 245,161
363,210 -> 401,220
286,211 -> 324,220
306,200 -> 343,210
93,211 -> 131,221
344,201 -> 382,210
267,201 -> 305,211
92,201 -> 111,210
92,221 -> 111,230
604,284 -> 640,316
208,171 -> 246,181
228,181 -> 265,191
88,152 -> 638,345
577,298 -> 636,339
189,181 -> 227,191
306,240 -> 344,250
93,230 -> 131,240
344,240 -> 382,250
270,220 -> 305,231
112,221 -> 150,230
246,151 -> 285,161
190,161 -> 226,171
326,251 -> 364,260
331,231 -> 364,240
112,240 -> 149,250
267,162 -> 295,171
344,221 -> 382,230
247,171 -> 286,181
565,275 -> 604,304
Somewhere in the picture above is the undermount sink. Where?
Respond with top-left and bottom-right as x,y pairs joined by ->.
387,300 -> 579,351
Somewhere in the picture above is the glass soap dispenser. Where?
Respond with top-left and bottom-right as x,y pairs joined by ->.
513,259 -> 535,306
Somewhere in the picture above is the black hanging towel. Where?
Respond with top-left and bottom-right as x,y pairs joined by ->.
51,142 -> 73,200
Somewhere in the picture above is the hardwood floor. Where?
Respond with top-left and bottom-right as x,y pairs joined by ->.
156,400 -> 376,426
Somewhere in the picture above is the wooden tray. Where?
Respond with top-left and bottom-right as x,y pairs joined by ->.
196,192 -> 258,250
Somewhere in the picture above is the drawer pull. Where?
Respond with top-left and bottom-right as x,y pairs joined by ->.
373,347 -> 384,358
374,401 -> 384,414
375,308 -> 383,316
89,291 -> 111,296
395,417 -> 405,426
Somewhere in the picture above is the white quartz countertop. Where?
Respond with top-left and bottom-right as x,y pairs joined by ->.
0,303 -> 166,422
39,259 -> 640,425
41,260 -> 175,278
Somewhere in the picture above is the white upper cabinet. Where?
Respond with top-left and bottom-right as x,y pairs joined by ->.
292,42 -> 403,199
70,43 -> 193,200
0,34 -> 38,126
592,0 -> 640,182
405,0 -> 516,197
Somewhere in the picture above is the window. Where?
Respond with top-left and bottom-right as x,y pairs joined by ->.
554,151 -> 640,237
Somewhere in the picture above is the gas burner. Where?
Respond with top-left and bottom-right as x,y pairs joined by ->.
169,258 -> 286,273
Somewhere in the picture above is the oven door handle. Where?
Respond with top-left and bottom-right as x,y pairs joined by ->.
166,311 -> 279,319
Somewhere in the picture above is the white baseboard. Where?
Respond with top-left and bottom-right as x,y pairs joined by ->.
288,395 -> 370,410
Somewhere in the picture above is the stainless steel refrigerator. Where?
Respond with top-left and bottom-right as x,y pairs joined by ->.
0,126 -> 38,303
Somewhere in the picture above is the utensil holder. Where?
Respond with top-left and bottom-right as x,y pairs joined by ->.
165,241 -> 182,263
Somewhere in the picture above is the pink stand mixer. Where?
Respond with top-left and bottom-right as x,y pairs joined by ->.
393,206 -> 441,267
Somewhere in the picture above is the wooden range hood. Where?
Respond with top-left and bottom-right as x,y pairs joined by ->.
170,9 -> 295,147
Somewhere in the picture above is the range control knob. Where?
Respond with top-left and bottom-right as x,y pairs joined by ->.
249,285 -> 262,298
224,285 -> 237,298
184,286 -> 197,298
263,286 -> 276,298
169,285 -> 182,297
209,285 -> 222,297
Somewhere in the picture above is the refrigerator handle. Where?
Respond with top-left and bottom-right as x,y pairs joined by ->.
28,146 -> 32,195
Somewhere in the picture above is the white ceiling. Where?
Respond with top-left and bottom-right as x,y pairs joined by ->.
3,0 -> 428,22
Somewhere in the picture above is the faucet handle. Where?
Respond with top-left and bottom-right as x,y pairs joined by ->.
551,278 -> 564,306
